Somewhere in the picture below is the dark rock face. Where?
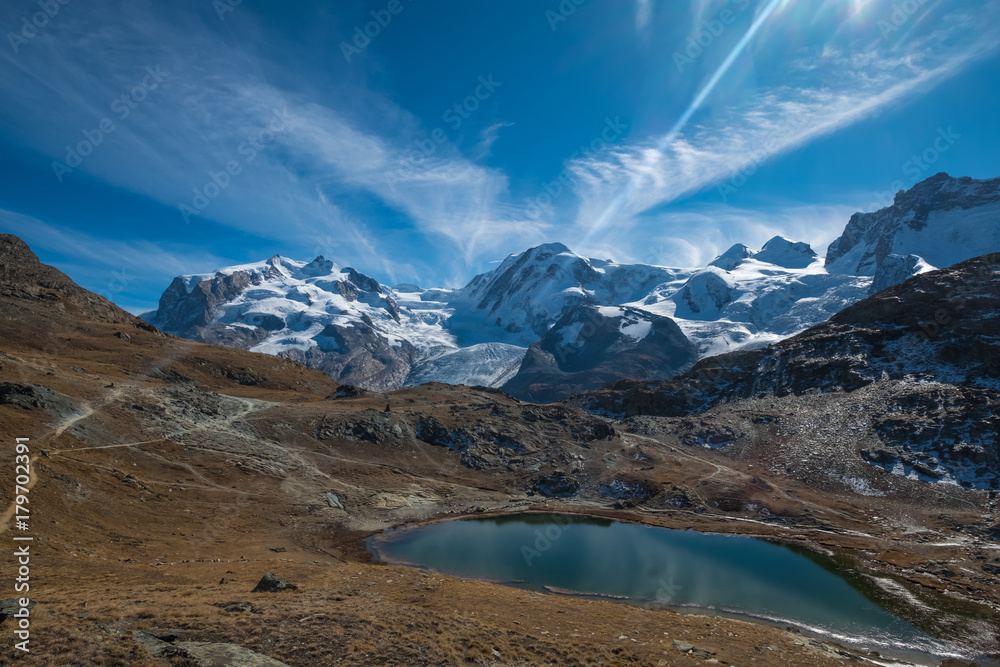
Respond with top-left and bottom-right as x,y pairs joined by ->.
415,416 -> 473,451
598,475 -> 659,501
870,254 -> 928,294
535,473 -> 580,498
826,173 -> 1000,274
578,253 -> 1000,489
280,321 -> 419,393
148,270 -> 254,335
222,367 -> 267,386
863,387 -> 999,486
503,305 -> 697,403
251,572 -> 297,593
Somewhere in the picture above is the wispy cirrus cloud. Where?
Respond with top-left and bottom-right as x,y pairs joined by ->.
567,1 -> 1000,246
0,0 -> 996,294
0,0 -> 536,282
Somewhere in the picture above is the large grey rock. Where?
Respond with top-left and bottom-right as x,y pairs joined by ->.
324,492 -> 345,510
133,630 -> 182,659
251,572 -> 297,593
173,641 -> 291,667
0,598 -> 35,622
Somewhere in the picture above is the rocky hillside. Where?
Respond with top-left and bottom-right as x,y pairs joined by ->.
502,305 -> 697,402
0,234 -> 140,326
579,252 -> 1000,490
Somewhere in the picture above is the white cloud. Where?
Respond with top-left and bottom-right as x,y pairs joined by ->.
568,4 -> 1000,244
636,0 -> 653,31
0,0 -> 535,281
473,121 -> 516,160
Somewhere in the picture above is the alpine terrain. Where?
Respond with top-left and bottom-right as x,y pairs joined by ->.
144,174 -> 1000,402
1,215 -> 999,664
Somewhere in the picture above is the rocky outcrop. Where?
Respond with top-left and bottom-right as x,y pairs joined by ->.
870,253 -> 931,294
502,305 -> 697,403
147,269 -> 255,336
318,410 -> 417,444
598,475 -> 660,501
410,402 -> 616,473
135,630 -> 292,666
252,572 -> 297,593
535,473 -> 580,498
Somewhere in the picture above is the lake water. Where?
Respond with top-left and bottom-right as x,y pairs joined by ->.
367,513 -> 958,660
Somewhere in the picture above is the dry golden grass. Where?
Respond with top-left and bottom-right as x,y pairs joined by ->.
3,557 -> 869,666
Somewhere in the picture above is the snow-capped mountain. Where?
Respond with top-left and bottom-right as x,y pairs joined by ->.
635,241 -> 872,358
827,172 -> 1000,275
144,173 -> 1000,400
145,255 -> 456,391
448,242 -> 681,346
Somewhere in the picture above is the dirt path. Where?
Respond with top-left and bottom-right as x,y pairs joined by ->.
1,393 -> 269,531
0,402 -> 95,531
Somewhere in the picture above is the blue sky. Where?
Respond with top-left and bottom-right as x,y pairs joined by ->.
1,0 -> 998,313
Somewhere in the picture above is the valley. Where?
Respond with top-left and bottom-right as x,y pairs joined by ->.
0,233 -> 998,665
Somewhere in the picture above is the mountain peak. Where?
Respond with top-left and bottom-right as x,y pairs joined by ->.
826,173 -> 1000,275
709,243 -> 753,271
527,242 -> 572,258
754,237 -> 818,269
709,238 -> 817,271
0,234 -> 137,324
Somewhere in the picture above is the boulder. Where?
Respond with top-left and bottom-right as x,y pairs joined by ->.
0,598 -> 35,622
535,473 -> 579,498
251,573 -> 297,593
174,641 -> 291,666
